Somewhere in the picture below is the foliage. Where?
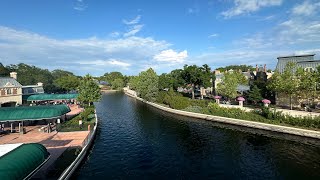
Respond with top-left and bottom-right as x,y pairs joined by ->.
182,64 -> 212,99
158,73 -> 173,90
135,68 -> 159,102
156,89 -> 189,109
248,85 -> 263,104
183,106 -> 203,113
111,78 -> 125,90
103,72 -> 123,85
0,63 -> 9,77
77,74 -> 101,106
217,71 -> 247,100
216,65 -> 256,72
54,75 -> 80,92
80,107 -> 95,121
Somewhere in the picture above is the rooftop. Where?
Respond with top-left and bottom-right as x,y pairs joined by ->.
277,54 -> 315,59
0,105 -> 70,121
0,77 -> 22,88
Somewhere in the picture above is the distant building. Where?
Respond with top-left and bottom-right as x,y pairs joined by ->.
275,54 -> 320,107
276,54 -> 320,73
0,72 -> 44,107
0,72 -> 23,107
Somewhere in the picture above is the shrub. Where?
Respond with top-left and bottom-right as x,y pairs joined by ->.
183,106 -> 203,113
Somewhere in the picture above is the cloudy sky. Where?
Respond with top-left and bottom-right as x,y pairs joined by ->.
0,0 -> 319,76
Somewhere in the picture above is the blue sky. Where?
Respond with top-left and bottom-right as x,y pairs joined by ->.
0,0 -> 319,76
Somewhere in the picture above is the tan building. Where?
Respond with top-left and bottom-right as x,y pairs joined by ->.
0,72 -> 23,107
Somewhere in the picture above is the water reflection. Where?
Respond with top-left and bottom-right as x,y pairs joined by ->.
75,92 -> 320,179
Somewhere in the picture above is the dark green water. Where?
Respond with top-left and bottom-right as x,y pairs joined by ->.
75,92 -> 320,179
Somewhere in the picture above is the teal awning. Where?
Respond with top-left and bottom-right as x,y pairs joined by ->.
0,143 -> 50,180
26,94 -> 78,101
0,105 -> 70,121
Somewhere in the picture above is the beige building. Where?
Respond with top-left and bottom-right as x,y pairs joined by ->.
0,72 -> 23,107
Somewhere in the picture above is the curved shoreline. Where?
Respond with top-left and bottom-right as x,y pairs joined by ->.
124,91 -> 320,140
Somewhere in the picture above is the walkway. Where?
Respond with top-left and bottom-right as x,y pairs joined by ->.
219,104 -> 320,118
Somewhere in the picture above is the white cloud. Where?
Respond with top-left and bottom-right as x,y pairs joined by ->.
109,31 -> 120,38
292,1 -> 320,16
153,49 -> 188,63
74,0 -> 87,11
123,24 -> 144,37
0,26 -> 172,76
123,15 -> 141,25
208,33 -> 219,38
221,0 -> 283,18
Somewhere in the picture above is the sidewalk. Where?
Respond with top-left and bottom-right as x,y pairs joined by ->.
219,104 -> 320,118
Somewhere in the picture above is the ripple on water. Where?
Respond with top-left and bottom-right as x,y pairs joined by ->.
75,93 -> 320,179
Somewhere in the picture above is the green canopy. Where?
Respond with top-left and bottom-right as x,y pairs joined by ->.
0,105 -> 70,121
26,94 -> 78,101
0,143 -> 50,180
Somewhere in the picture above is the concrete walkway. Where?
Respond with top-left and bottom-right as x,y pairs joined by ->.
219,104 -> 320,118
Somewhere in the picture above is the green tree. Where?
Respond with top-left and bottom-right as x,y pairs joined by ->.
217,71 -> 247,100
268,62 -> 299,110
216,65 -> 255,72
0,63 -> 9,77
296,67 -> 317,105
77,74 -> 101,106
111,78 -> 124,90
182,64 -> 212,99
136,68 -> 159,102
248,85 -> 263,104
158,73 -> 173,90
103,72 -> 123,85
54,75 -> 80,92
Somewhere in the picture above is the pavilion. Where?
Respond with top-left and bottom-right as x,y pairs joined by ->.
0,105 -> 70,134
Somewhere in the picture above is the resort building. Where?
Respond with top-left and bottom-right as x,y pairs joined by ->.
275,54 -> 320,107
276,54 -> 320,73
0,72 -> 23,107
0,72 -> 44,107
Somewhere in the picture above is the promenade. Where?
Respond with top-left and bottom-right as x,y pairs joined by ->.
219,104 -> 320,118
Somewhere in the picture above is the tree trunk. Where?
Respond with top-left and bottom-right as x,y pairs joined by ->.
192,84 -> 195,99
290,94 -> 292,110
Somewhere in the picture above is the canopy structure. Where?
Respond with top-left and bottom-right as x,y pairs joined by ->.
26,93 -> 78,101
0,143 -> 50,180
0,105 -> 70,122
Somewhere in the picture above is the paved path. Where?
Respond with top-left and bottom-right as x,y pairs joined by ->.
219,104 -> 320,118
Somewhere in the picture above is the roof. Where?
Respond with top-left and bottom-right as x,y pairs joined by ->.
277,54 -> 315,59
0,77 -> 22,88
275,54 -> 320,73
0,105 -> 70,121
0,143 -> 50,180
26,93 -> 78,101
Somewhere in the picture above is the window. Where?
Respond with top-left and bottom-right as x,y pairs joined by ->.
304,67 -> 314,72
6,89 -> 12,95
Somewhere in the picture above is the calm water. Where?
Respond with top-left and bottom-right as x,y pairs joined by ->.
75,92 -> 320,179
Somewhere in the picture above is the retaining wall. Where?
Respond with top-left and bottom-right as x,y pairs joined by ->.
124,91 -> 320,140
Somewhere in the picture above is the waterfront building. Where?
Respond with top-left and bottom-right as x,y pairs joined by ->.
0,72 -> 23,107
0,72 -> 44,107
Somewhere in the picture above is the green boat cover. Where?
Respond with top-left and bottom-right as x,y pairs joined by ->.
0,143 -> 50,180
0,105 -> 70,121
26,94 -> 78,101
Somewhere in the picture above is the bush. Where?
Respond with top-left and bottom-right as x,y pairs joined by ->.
183,106 -> 203,113
80,107 -> 95,121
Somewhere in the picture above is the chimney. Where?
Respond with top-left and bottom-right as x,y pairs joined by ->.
264,64 -> 266,73
256,64 -> 258,72
10,72 -> 17,79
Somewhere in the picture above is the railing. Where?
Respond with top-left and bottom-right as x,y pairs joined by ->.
58,111 -> 98,180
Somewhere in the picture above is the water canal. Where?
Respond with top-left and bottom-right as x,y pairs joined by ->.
75,92 -> 320,179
